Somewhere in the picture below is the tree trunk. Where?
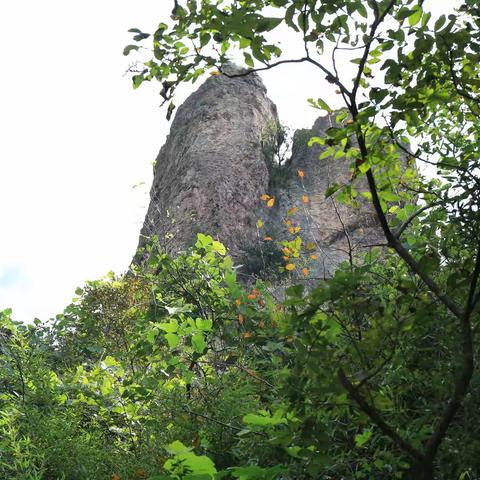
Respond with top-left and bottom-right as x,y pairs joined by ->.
404,461 -> 435,480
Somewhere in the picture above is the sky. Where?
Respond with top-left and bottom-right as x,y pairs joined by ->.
0,0 -> 457,323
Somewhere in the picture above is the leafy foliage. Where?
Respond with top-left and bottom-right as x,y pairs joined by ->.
2,1 -> 480,479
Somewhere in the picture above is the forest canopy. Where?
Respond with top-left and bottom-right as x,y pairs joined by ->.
1,1 -> 480,479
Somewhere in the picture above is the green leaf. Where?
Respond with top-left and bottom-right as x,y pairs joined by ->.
192,333 -> 207,354
212,240 -> 226,255
285,4 -> 299,31
243,411 -> 287,427
195,318 -> 213,332
408,6 -> 423,26
256,17 -> 283,33
355,429 -> 372,447
357,4 -> 368,19
200,32 -> 211,47
157,321 -> 178,333
434,15 -> 446,31
166,440 -> 191,455
231,465 -> 285,480
164,333 -> 179,348
123,45 -> 140,56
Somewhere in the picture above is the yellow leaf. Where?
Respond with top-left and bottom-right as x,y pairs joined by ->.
260,194 -> 270,201
346,118 -> 354,125
241,331 -> 253,338
209,70 -> 221,76
267,197 -> 275,208
238,313 -> 245,325
306,242 -> 316,250
285,263 -> 295,271
256,219 -> 264,228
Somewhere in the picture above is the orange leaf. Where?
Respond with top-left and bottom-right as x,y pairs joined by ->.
112,475 -> 121,480
310,254 -> 318,260
209,70 -> 221,76
235,299 -> 241,306
302,268 -> 309,276
248,293 -> 257,300
302,195 -> 309,204
285,263 -> 295,271
264,236 -> 273,241
258,299 -> 265,307
260,194 -> 270,201
346,118 -> 354,125
287,207 -> 298,216
297,170 -> 305,179
267,197 -> 275,208
241,331 -> 253,339
238,313 -> 245,325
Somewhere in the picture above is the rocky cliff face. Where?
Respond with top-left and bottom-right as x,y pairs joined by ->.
137,72 -> 383,276
138,71 -> 279,259
268,115 -> 383,278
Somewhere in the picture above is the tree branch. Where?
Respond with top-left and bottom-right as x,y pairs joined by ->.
351,0 -> 397,100
393,202 -> 443,239
357,135 -> 463,320
338,368 -> 425,462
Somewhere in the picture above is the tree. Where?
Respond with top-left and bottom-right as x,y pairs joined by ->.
125,1 -> 480,478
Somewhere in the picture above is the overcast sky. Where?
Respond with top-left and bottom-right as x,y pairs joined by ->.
0,1 -> 457,323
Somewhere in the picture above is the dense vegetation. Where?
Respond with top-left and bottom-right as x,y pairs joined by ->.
2,0 -> 480,479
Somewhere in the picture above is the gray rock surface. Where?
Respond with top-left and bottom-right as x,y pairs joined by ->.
269,113 -> 383,278
137,71 -> 279,258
